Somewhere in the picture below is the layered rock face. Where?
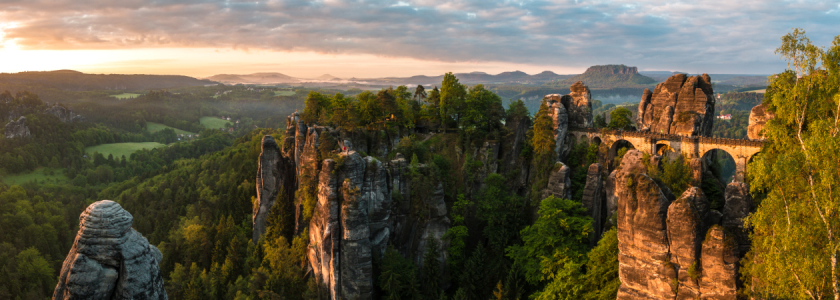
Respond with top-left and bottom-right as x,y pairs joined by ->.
540,82 -> 593,162
44,104 -> 83,123
5,116 -> 31,138
252,136 -> 296,243
543,94 -> 569,162
258,112 -> 453,300
53,200 -> 167,300
637,74 -> 715,136
581,163 -> 605,245
616,150 -> 744,300
566,81 -> 593,128
747,103 -> 774,140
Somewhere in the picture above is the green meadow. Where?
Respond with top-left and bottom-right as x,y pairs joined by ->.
274,90 -> 295,96
146,122 -> 195,135
112,93 -> 142,99
85,142 -> 167,160
200,117 -> 232,129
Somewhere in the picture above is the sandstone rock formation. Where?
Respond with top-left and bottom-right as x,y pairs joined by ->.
615,150 -> 675,300
722,182 -> 752,256
747,103 -> 774,140
637,74 -> 715,136
542,162 -> 572,201
615,150 -> 744,299
581,163 -> 605,245
44,104 -> 83,123
252,135 -> 296,243
258,112 -> 454,300
543,94 -> 569,162
567,81 -> 593,128
499,111 -> 532,193
53,200 -> 167,300
699,225 -> 739,299
5,116 -> 31,138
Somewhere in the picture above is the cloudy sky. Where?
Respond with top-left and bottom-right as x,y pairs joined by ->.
0,0 -> 838,78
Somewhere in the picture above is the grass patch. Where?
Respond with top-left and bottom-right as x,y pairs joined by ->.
112,93 -> 141,100
1,167 -> 68,185
275,90 -> 295,96
745,89 -> 766,93
146,122 -> 195,135
85,142 -> 167,160
200,117 -> 232,129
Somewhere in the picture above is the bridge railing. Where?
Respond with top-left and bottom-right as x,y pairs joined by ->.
568,127 -> 764,147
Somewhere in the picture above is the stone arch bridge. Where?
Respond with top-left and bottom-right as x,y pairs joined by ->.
568,127 -> 764,182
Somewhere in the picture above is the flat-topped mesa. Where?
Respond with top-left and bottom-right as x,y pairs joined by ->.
53,200 -> 167,300
637,73 -> 715,137
584,64 -> 639,75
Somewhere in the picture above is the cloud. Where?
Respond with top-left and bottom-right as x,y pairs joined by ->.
1,0 -> 838,73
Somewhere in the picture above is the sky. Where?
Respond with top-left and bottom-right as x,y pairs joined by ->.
0,0 -> 839,78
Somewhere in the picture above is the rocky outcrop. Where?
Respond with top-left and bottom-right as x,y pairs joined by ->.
582,163 -> 605,245
615,150 -> 675,300
4,116 -> 31,138
699,225 -> 739,299
667,188 -> 707,299
544,94 -> 569,162
542,162 -> 572,200
499,112 -> 532,194
308,152 -> 400,299
567,81 -> 593,128
747,103 -> 774,140
252,135 -> 296,243
616,150 -> 745,299
44,104 -> 83,123
722,182 -> 752,256
53,200 -> 167,300
605,170 -> 618,227
637,74 -> 715,137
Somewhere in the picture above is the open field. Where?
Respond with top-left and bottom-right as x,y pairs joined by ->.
746,89 -> 766,93
146,122 -> 195,135
85,142 -> 167,160
275,90 -> 295,96
2,167 -> 68,185
112,93 -> 142,99
200,117 -> 232,129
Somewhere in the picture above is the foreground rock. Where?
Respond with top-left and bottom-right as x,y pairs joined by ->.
616,150 -> 744,299
5,116 -> 31,139
581,163 -> 605,245
53,200 -> 167,300
637,74 -> 715,136
747,103 -> 774,140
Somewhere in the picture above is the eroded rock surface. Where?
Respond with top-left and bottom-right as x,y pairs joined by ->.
253,135 -> 296,243
747,103 -> 774,140
5,116 -> 31,139
699,225 -> 739,299
722,182 -> 752,256
44,104 -> 83,123
582,163 -> 605,245
615,150 -> 675,300
616,150 -> 745,299
53,200 -> 167,300
567,81 -> 593,128
544,94 -> 569,161
637,74 -> 715,137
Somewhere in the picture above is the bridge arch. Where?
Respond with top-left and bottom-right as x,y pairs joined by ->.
608,139 -> 636,170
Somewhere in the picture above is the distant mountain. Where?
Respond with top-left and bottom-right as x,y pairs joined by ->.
0,70 -> 216,91
206,72 -> 299,84
548,65 -> 656,89
314,74 -> 339,80
363,70 -> 573,86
